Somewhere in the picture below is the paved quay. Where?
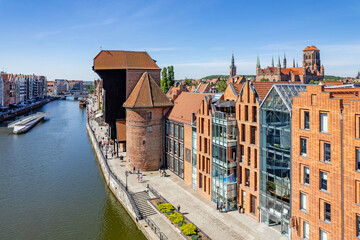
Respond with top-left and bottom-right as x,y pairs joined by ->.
87,96 -> 287,240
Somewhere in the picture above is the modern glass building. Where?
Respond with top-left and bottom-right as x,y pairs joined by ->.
259,85 -> 306,236
211,100 -> 238,210
192,123 -> 197,190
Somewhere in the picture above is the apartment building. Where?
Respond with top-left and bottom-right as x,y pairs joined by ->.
166,92 -> 211,181
291,85 -> 360,239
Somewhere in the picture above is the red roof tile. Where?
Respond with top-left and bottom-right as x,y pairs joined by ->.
303,45 -> 319,51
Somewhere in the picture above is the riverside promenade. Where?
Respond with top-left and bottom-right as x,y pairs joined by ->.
87,97 -> 287,240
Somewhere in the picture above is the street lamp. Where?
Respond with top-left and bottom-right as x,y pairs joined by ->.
125,170 -> 129,191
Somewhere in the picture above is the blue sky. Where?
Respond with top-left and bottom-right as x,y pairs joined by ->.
0,0 -> 359,81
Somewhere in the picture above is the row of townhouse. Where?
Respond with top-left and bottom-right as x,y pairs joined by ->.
164,80 -> 360,239
0,72 -> 47,107
47,79 -> 84,96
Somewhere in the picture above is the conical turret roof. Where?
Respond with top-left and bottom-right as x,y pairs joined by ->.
123,72 -> 174,108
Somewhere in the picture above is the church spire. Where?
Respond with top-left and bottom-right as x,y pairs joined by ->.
283,53 -> 287,68
271,56 -> 274,67
293,58 -> 295,68
256,55 -> 261,69
277,56 -> 281,68
230,52 -> 236,77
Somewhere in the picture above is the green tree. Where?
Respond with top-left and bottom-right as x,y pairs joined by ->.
160,67 -> 168,93
216,79 -> 227,92
260,78 -> 269,82
184,78 -> 194,86
167,66 -> 175,90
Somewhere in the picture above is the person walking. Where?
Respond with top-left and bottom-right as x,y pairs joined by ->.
159,168 -> 162,177
133,166 -> 135,174
137,168 -> 140,175
137,174 -> 140,183
140,173 -> 143,182
177,204 -> 181,212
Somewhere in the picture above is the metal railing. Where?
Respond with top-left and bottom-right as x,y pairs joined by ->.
145,217 -> 168,240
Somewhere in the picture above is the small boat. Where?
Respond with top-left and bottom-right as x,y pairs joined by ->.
79,99 -> 87,108
8,112 -> 50,134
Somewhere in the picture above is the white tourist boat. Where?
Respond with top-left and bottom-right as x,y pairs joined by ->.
8,112 -> 50,134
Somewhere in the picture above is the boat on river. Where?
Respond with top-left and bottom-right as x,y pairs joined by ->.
8,112 -> 50,134
79,99 -> 86,108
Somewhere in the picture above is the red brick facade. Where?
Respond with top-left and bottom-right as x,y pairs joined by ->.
236,81 -> 260,220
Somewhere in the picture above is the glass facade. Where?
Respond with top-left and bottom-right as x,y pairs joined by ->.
259,85 -> 306,237
211,110 -> 237,211
192,126 -> 197,190
166,120 -> 185,179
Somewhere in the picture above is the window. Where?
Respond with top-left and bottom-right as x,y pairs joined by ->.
320,113 -> 328,133
324,202 -> 331,223
320,230 -> 327,240
324,143 -> 331,163
320,171 -> 328,191
245,106 -> 248,121
301,138 -> 307,156
356,149 -> 360,171
251,126 -> 256,144
300,192 -> 307,211
170,139 -> 173,153
304,111 -> 309,129
304,166 -> 310,185
240,145 -> 244,162
250,195 -> 256,215
357,215 -> 360,237
174,140 -> 177,155
252,106 -> 257,122
245,169 -> 250,187
248,147 -> 251,166
170,123 -> 173,136
303,221 -> 309,240
179,142 -> 184,159
147,126 -> 152,132
241,124 -> 245,142
180,126 -> 184,140
175,124 -> 178,138
149,112 -> 152,119
199,173 -> 202,189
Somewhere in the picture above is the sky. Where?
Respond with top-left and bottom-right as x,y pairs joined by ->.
0,0 -> 359,81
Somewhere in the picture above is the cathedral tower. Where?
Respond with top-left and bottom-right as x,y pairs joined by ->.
303,46 -> 321,71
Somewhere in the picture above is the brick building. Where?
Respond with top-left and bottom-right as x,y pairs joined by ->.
256,46 -> 324,83
291,85 -> 360,239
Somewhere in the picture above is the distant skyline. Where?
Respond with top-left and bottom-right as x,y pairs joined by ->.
0,0 -> 359,81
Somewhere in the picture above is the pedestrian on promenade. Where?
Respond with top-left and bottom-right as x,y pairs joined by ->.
137,168 -> 139,175
137,174 -> 140,183
159,168 -> 162,177
140,173 -> 143,182
219,202 -> 223,213
133,166 -> 135,174
177,204 -> 181,212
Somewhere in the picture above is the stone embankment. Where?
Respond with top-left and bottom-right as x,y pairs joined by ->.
0,98 -> 54,123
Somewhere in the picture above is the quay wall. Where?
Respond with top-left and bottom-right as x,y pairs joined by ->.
0,99 -> 54,123
86,121 -> 153,239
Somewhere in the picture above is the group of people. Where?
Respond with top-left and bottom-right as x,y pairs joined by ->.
218,202 -> 227,213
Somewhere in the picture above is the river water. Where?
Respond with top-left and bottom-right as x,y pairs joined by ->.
0,99 -> 146,240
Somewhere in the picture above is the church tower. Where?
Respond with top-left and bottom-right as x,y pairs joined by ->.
283,53 -> 287,68
303,46 -> 321,71
230,53 -> 236,77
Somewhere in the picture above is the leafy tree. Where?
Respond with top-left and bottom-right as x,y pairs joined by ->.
161,67 -> 168,93
216,79 -> 227,92
184,78 -> 195,86
167,66 -> 175,90
260,78 -> 269,82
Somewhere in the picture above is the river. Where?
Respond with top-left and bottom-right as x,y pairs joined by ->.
0,99 -> 146,240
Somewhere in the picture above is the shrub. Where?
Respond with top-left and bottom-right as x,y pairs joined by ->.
177,221 -> 185,227
169,212 -> 184,224
158,203 -> 174,213
166,211 -> 174,215
181,223 -> 197,236
191,234 -> 201,240
156,201 -> 163,206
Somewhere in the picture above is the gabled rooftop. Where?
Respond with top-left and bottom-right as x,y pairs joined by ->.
123,72 -> 173,109
93,50 -> 161,70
